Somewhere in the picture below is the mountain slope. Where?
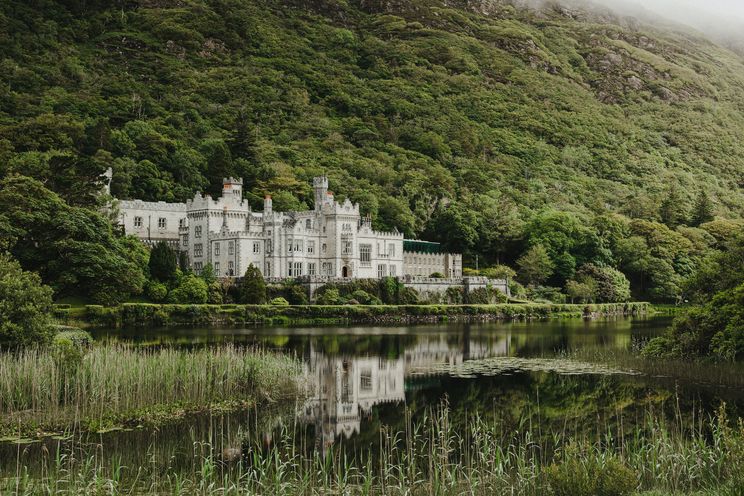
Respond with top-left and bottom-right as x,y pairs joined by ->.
1,0 -> 743,253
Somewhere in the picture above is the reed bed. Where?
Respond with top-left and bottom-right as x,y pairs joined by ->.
0,344 -> 302,435
3,402 -> 743,495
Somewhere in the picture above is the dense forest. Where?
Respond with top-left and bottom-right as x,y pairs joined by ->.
0,0 -> 743,307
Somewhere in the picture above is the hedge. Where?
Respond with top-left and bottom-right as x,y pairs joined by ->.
56,302 -> 650,328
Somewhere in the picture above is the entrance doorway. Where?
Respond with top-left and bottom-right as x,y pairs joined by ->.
342,266 -> 349,278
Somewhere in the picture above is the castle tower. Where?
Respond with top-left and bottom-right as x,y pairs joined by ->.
222,177 -> 243,199
313,175 -> 329,211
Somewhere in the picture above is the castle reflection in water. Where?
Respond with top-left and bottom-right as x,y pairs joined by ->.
297,332 -> 511,452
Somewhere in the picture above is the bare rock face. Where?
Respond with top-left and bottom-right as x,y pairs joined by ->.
626,75 -> 644,90
657,86 -> 677,101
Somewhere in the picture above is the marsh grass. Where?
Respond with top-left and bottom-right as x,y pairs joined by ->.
2,400 -> 743,495
565,344 -> 744,390
0,344 -> 302,436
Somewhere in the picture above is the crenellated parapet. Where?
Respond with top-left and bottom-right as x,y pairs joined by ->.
118,199 -> 186,212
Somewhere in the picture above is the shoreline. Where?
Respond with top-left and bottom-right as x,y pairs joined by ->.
54,302 -> 651,328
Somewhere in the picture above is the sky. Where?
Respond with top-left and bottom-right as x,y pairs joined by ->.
591,0 -> 744,33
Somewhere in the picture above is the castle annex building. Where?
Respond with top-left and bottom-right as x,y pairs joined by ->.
116,176 -> 462,280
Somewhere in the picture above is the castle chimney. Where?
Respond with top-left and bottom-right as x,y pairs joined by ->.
264,194 -> 272,215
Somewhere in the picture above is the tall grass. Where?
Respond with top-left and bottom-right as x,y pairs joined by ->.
0,345 -> 302,435
3,402 -> 743,495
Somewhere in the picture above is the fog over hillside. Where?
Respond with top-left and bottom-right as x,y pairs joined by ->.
577,0 -> 744,52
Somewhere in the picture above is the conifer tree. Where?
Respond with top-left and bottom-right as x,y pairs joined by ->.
690,190 -> 715,226
240,264 -> 267,304
149,242 -> 178,283
659,185 -> 687,228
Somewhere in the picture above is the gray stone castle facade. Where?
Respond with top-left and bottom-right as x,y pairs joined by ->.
116,175 -> 463,281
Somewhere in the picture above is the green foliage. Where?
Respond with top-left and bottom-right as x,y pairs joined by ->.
146,281 -> 168,302
199,263 -> 217,286
148,242 -> 178,283
429,272 -> 445,279
691,190 -> 716,227
517,244 -> 554,286
0,252 -> 55,346
0,176 -> 146,304
565,278 -> 596,303
645,234 -> 744,360
270,297 -> 289,306
481,265 -> 517,280
240,264 -> 267,304
546,449 -> 636,496
167,274 -> 208,304
51,329 -> 92,373
576,264 -> 631,303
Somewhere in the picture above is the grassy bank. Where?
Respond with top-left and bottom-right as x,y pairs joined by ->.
0,345 -> 301,437
3,403 -> 742,495
53,302 -> 651,328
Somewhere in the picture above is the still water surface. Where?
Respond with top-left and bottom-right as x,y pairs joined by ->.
4,316 -> 743,473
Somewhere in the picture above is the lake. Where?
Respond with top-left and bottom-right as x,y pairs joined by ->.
3,315 -> 743,482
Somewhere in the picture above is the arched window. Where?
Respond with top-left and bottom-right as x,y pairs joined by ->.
306,219 -> 312,230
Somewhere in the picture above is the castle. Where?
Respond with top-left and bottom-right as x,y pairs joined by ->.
116,176 -> 463,281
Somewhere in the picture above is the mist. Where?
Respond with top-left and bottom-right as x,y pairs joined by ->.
591,0 -> 744,30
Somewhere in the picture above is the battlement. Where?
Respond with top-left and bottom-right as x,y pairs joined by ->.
118,199 -> 186,212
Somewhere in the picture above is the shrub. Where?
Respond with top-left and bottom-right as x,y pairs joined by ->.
270,297 -> 290,306
286,284 -> 309,305
481,265 -> 517,280
316,287 -> 345,305
52,329 -> 93,372
146,281 -> 168,302
350,289 -> 382,305
207,281 -> 224,304
546,454 -> 637,496
430,272 -> 445,278
167,274 -> 209,304
0,253 -> 55,346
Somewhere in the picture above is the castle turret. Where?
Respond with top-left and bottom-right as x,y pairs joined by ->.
222,177 -> 243,199
313,175 -> 329,210
264,194 -> 273,215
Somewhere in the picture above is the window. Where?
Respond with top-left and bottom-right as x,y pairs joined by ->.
253,242 -> 260,254
228,241 -> 234,255
378,264 -> 386,278
389,265 -> 396,277
194,243 -> 203,257
214,262 -> 220,274
388,244 -> 395,257
228,261 -> 234,276
322,262 -> 333,276
322,243 -> 327,254
360,369 -> 372,391
179,219 -> 185,228
360,244 -> 371,266
158,218 -> 166,229
134,216 -> 143,228
308,263 -> 316,276
342,241 -> 352,255
214,243 -> 220,256
288,262 -> 303,277
195,226 -> 202,238
194,262 -> 203,273
305,219 -> 312,230
265,261 -> 271,277
295,240 -> 303,252
307,241 -> 315,254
